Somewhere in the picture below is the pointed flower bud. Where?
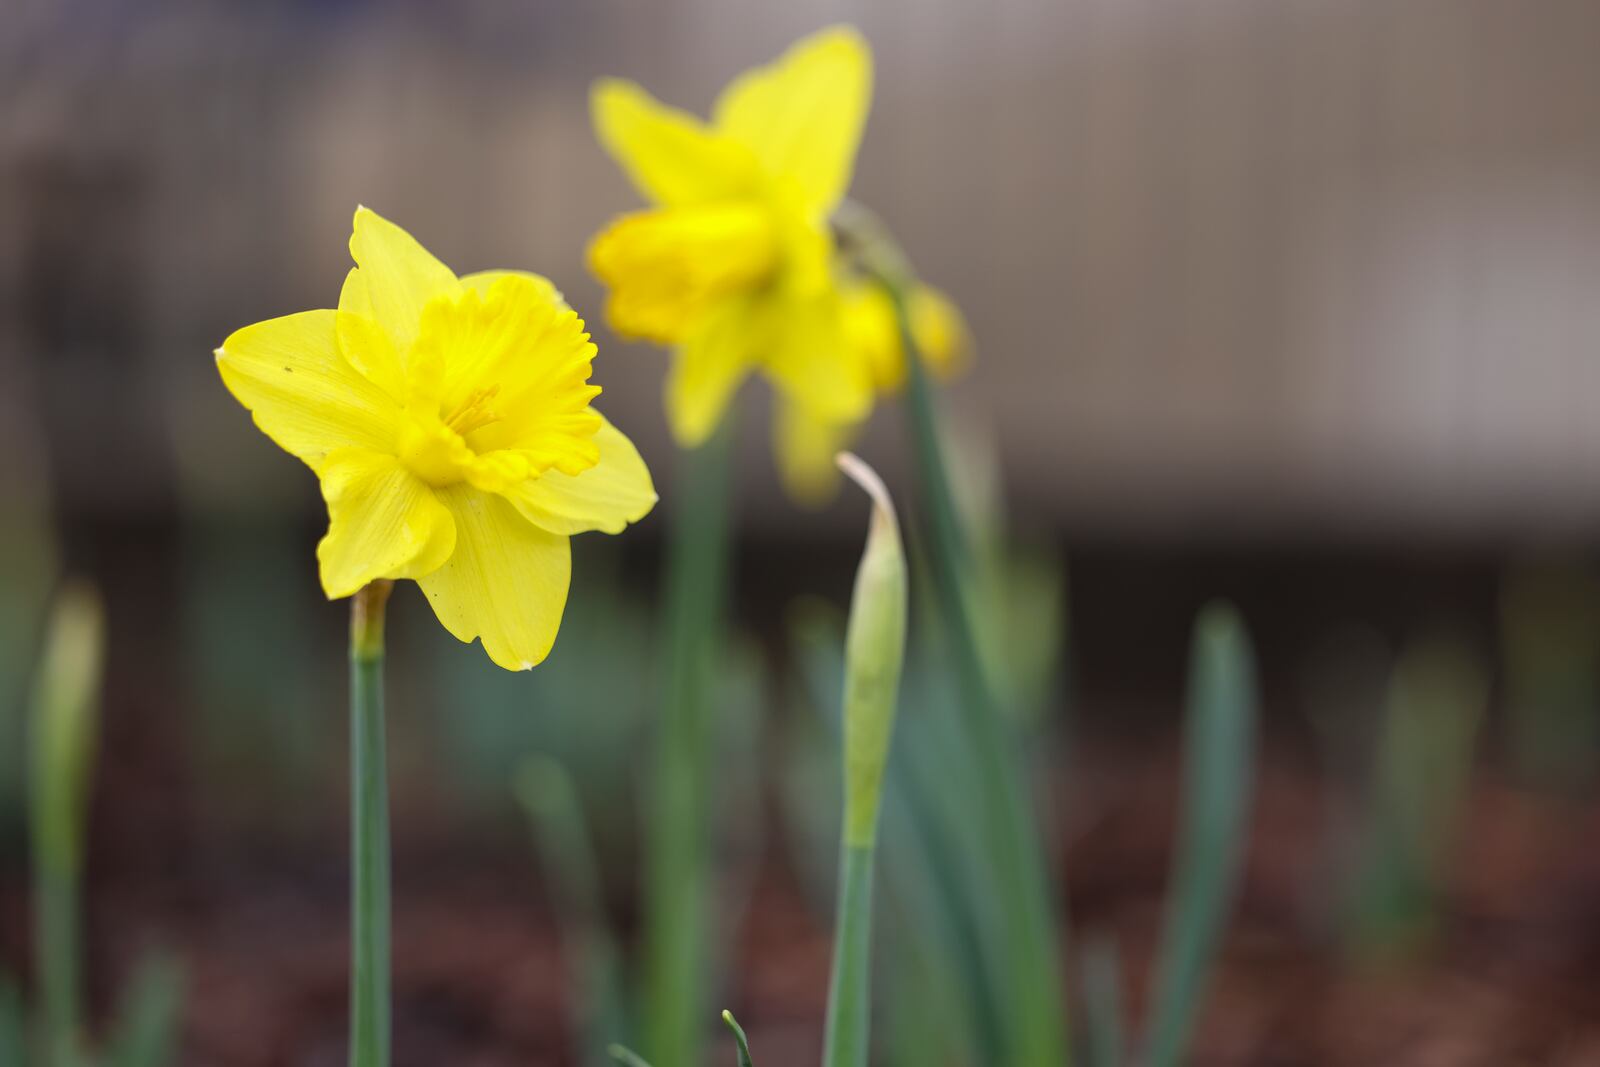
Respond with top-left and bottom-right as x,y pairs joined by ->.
836,453 -> 907,848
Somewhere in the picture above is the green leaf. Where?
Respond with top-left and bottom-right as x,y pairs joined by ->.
887,263 -> 1068,1067
103,952 -> 184,1067
30,581 -> 106,1067
721,1010 -> 755,1067
1080,934 -> 1124,1067
607,1044 -> 654,1067
1344,636 -> 1486,960
515,757 -> 628,1067
0,974 -> 26,1067
1143,602 -> 1258,1067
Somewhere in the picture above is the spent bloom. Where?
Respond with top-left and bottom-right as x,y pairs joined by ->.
588,26 -> 968,502
216,208 -> 656,670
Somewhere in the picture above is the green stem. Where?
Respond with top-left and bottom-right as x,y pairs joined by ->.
349,581 -> 392,1067
822,844 -> 876,1067
882,276 -> 1070,1067
35,863 -> 79,1067
643,418 -> 736,1067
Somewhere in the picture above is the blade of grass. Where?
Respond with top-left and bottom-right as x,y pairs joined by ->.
643,418 -> 736,1067
1142,602 -> 1258,1067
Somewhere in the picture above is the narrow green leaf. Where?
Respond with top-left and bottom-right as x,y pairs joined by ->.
0,975 -> 26,1067
1345,636 -> 1486,959
885,263 -> 1069,1067
721,1010 -> 755,1067
30,581 -> 105,1067
514,756 -> 628,1067
1143,601 -> 1258,1067
1080,934 -> 1124,1067
103,952 -> 184,1067
607,1044 -> 655,1067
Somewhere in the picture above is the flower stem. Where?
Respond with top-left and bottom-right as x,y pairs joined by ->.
823,454 -> 907,1067
822,843 -> 876,1067
880,275 -> 1070,1067
349,580 -> 392,1067
643,418 -> 736,1067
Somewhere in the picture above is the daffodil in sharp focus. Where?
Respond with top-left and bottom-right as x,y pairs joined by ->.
587,26 -> 877,453
216,207 -> 656,671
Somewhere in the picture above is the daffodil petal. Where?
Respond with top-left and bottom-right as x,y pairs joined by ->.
419,487 -> 572,671
909,285 -> 971,381
763,295 -> 873,424
504,414 -> 657,535
666,298 -> 759,446
337,269 -> 406,400
215,309 -> 402,472
592,78 -> 762,208
774,398 -> 855,506
347,206 -> 461,358
316,449 -> 456,599
712,26 -> 872,214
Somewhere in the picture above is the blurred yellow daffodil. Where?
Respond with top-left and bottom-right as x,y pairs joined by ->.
589,26 -> 973,504
216,207 -> 656,671
776,278 -> 968,502
587,26 -> 876,449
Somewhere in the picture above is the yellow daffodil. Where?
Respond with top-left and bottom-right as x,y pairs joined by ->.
775,279 -> 969,502
216,207 -> 656,671
588,26 -> 875,448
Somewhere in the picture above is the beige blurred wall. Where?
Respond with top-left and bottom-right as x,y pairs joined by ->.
4,0 -> 1600,538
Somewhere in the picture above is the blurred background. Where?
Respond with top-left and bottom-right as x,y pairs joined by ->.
5,0 -> 1600,1064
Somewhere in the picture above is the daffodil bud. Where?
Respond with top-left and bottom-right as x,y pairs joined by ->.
836,453 -> 907,848
30,581 -> 104,879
